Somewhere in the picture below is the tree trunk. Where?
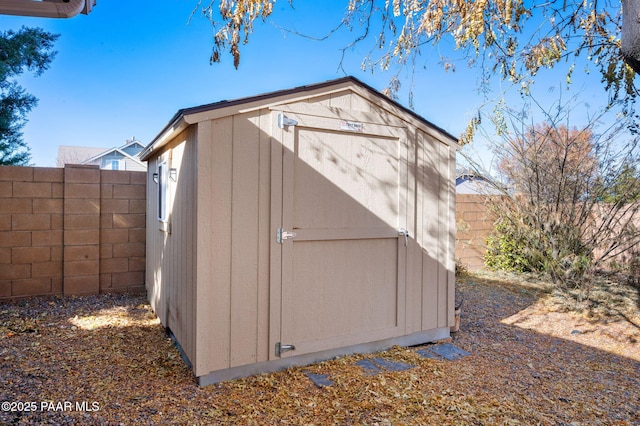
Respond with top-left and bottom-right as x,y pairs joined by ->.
622,0 -> 640,73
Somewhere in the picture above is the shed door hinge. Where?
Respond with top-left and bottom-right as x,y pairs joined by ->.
275,342 -> 296,357
277,113 -> 298,129
277,227 -> 297,244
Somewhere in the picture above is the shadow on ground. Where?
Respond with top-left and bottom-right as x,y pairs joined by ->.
0,278 -> 638,424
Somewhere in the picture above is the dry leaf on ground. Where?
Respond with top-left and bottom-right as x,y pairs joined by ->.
0,273 -> 638,425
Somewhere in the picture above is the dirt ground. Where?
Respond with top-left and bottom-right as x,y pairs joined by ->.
1,272 -> 638,425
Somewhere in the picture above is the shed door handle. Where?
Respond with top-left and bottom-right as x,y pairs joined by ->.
398,228 -> 409,246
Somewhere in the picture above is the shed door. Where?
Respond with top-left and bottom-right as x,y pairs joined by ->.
277,112 -> 408,357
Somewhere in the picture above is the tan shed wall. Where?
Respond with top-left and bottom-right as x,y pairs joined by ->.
145,127 -> 198,367
194,110 -> 273,376
415,131 -> 457,331
146,88 -> 457,380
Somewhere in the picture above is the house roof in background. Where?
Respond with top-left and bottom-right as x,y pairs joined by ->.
455,172 -> 505,195
56,138 -> 145,168
56,145 -> 107,167
81,146 -> 145,168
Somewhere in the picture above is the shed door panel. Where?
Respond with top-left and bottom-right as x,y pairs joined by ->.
279,116 -> 407,357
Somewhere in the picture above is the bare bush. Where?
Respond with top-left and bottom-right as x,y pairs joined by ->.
478,98 -> 640,290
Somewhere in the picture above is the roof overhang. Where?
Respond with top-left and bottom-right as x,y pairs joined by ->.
139,116 -> 189,162
0,0 -> 95,18
140,77 -> 460,162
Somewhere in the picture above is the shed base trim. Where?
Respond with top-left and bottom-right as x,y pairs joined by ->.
197,327 -> 450,386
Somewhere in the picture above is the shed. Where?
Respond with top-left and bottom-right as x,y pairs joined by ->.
140,77 -> 459,385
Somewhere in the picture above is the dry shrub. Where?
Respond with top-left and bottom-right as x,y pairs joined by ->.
479,97 -> 640,299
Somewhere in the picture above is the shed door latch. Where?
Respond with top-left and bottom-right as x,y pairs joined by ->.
277,227 -> 297,244
275,342 -> 296,357
277,113 -> 298,129
398,228 -> 409,246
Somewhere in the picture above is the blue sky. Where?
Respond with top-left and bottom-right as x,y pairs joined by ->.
0,1 -> 619,169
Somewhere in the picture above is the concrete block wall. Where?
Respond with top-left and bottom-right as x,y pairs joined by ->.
0,166 -> 64,299
99,169 -> 146,295
0,164 -> 146,300
455,194 -> 498,271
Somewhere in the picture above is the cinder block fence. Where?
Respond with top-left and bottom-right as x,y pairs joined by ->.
455,194 -> 496,271
0,165 -> 146,300
0,163 -> 495,300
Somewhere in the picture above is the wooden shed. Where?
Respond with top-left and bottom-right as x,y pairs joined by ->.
140,77 -> 459,385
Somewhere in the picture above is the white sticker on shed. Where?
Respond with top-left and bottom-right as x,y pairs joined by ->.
340,120 -> 364,133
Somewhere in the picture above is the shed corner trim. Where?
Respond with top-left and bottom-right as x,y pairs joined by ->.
140,116 -> 189,162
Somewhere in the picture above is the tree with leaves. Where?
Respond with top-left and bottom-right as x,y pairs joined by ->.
497,122 -> 599,207
483,98 -> 640,289
0,26 -> 58,166
192,0 -> 637,143
600,160 -> 640,204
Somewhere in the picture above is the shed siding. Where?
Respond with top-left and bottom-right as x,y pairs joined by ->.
286,90 -> 457,335
195,119 -> 215,375
256,110 -> 272,364
405,126 -> 421,335
173,135 -> 198,364
268,110 -> 284,364
196,116 -> 233,375
146,128 -> 198,367
437,141 -> 450,328
145,80 -> 458,382
194,110 -> 273,375
446,146 -> 457,326
420,132 -> 441,330
290,90 -> 406,126
229,111 -> 261,368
